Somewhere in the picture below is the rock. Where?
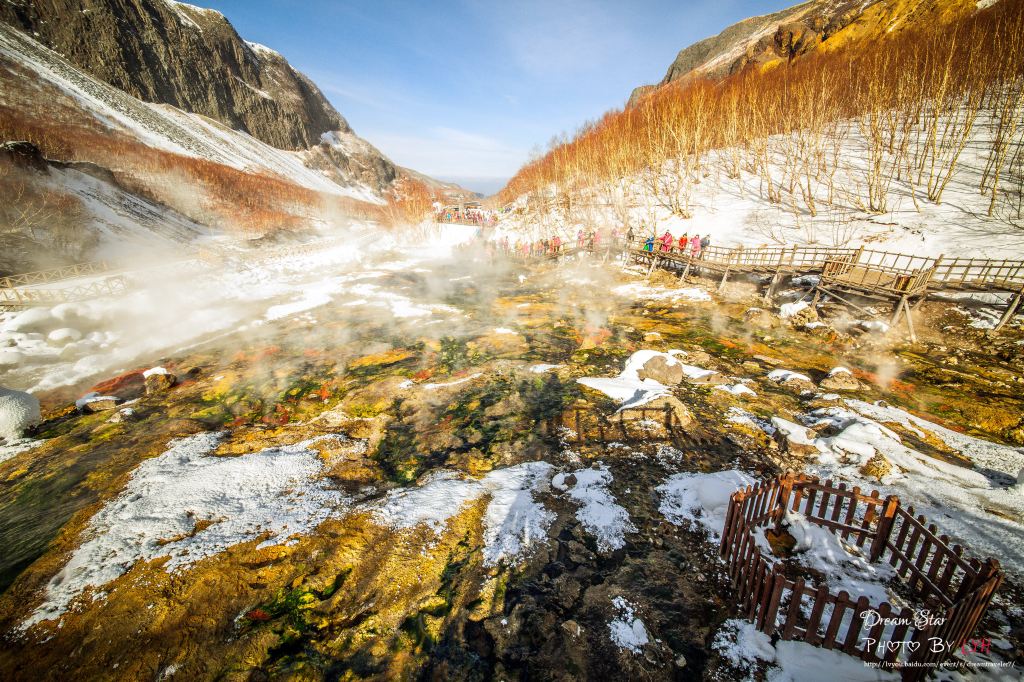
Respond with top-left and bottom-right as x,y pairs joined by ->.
0,386 -> 41,441
89,370 -> 147,401
643,331 -> 663,343
1006,421 -> 1024,446
107,407 -> 138,424
144,370 -> 177,394
772,375 -> 816,394
743,307 -> 775,329
674,654 -> 688,668
0,140 -> 48,171
561,620 -> 583,638
637,355 -> 683,385
553,577 -> 582,610
765,527 -> 797,557
753,354 -> 785,367
684,350 -> 712,366
772,418 -> 818,457
80,396 -> 121,413
0,0 -> 399,190
685,372 -> 730,387
565,540 -> 595,565
820,367 -> 860,391
788,304 -> 819,327
562,473 -> 578,488
860,453 -> 893,481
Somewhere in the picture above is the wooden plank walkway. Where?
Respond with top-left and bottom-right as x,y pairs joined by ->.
0,261 -> 113,289
0,276 -> 129,309
624,240 -> 1024,339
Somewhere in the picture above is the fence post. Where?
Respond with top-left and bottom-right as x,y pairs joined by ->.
869,495 -> 900,562
773,472 -> 795,529
720,494 -> 739,557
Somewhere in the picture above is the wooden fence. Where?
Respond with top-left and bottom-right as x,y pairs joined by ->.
719,473 -> 1002,681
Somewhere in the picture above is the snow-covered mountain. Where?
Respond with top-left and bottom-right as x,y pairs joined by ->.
0,1 -> 441,274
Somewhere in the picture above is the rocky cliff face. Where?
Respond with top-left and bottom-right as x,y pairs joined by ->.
628,0 -> 979,105
0,0 -> 346,151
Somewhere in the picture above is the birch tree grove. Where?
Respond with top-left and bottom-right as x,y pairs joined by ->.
498,0 -> 1024,231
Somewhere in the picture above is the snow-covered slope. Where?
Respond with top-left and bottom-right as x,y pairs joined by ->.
0,22 -> 385,203
496,110 -> 1024,260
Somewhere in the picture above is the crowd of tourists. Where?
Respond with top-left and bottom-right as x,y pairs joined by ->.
435,207 -> 498,227
486,227 -> 629,258
627,226 -> 711,258
473,225 -> 713,262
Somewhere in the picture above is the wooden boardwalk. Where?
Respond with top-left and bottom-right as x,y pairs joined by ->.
0,261 -> 131,311
626,241 -> 1024,340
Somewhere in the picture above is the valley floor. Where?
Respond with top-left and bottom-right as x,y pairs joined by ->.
0,234 -> 1021,680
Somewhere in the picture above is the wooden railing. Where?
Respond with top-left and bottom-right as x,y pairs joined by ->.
0,276 -> 129,306
821,258 -> 936,297
719,473 -> 1003,681
931,257 -> 1024,291
0,261 -> 112,288
625,240 -> 1024,297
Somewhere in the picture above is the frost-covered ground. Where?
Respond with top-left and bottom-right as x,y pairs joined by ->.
22,431 -> 555,630
0,223 -> 477,395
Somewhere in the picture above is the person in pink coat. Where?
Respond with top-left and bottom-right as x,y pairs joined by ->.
660,230 -> 674,252
690,233 -> 702,257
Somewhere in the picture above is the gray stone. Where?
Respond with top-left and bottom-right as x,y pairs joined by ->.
638,355 -> 683,385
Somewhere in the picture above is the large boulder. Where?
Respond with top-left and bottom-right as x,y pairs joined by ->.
637,356 -> 683,385
0,386 -> 41,441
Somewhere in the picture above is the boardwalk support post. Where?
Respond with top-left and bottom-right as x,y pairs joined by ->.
995,283 -> 1024,331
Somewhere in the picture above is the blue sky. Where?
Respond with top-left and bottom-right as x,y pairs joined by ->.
205,0 -> 795,195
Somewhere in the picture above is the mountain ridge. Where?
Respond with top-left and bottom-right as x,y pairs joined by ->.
627,0 -> 982,106
0,0 -> 346,151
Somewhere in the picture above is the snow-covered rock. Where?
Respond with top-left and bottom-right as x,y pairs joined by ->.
0,386 -> 42,442
47,328 -> 83,345
4,308 -> 54,333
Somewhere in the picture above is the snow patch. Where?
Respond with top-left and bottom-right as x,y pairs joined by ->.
22,432 -> 348,628
553,464 -> 635,552
608,596 -> 649,653
657,469 -> 756,539
370,462 -> 554,566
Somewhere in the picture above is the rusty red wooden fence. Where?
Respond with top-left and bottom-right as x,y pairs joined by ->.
719,473 -> 1003,681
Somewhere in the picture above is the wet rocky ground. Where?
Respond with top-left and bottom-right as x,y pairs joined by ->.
0,250 -> 1022,680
